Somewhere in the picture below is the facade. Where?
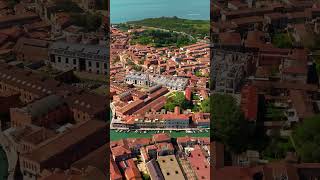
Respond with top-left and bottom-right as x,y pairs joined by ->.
48,41 -> 108,74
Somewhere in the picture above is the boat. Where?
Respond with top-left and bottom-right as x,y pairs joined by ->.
119,130 -> 123,132
170,130 -> 172,133
157,131 -> 160,133
144,131 -> 147,133
135,130 -> 138,133
186,130 -> 193,133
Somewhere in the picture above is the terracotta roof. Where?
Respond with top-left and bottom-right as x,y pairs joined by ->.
22,120 -> 107,163
110,157 -> 123,180
152,133 -> 171,143
111,145 -> 132,157
188,147 -> 210,180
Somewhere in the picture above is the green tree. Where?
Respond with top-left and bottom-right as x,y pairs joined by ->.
262,135 -> 294,160
292,115 -> 320,162
211,94 -> 251,153
200,98 -> 210,113
164,92 -> 190,111
272,33 -> 293,48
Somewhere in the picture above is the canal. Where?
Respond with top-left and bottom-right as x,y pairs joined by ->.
110,130 -> 210,141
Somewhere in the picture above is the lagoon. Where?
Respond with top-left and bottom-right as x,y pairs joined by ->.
110,0 -> 210,23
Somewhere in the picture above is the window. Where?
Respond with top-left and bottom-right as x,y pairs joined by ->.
88,61 -> 92,67
65,58 -> 69,63
58,57 -> 61,62
73,59 -> 76,64
104,63 -> 107,69
166,172 -> 170,176
96,62 -> 100,67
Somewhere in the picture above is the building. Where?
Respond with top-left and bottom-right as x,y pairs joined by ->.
10,95 -> 70,128
211,50 -> 254,93
119,158 -> 142,180
152,133 -> 171,143
146,159 -> 165,180
188,146 -> 210,180
13,37 -> 50,62
156,142 -> 175,156
125,72 -> 189,90
48,41 -> 108,74
157,155 -> 185,180
19,119 -> 107,179
110,157 -> 123,180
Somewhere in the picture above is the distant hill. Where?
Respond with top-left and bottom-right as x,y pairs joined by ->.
121,17 -> 210,38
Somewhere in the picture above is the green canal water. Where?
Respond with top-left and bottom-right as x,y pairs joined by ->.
110,130 -> 210,141
0,147 -> 8,180
110,111 -> 210,141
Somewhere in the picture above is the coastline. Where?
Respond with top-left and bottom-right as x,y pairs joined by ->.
111,16 -> 210,25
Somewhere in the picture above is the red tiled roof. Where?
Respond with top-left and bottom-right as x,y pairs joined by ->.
110,158 -> 123,180
152,133 -> 171,143
111,145 -> 132,157
188,147 -> 210,180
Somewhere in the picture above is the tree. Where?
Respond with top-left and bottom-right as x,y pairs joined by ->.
211,94 -> 251,153
272,33 -> 292,48
292,115 -> 320,162
164,92 -> 190,112
200,98 -> 210,113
